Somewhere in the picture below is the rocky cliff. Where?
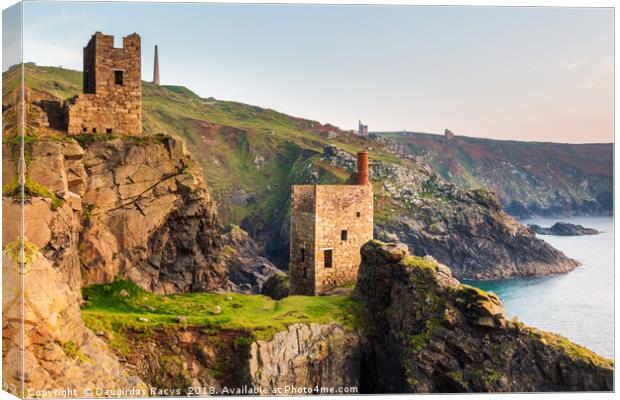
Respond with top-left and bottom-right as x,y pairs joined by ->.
355,241 -> 613,392
1,133 -> 278,395
373,175 -> 579,280
2,245 -> 147,398
18,65 -> 583,281
320,146 -> 579,280
248,323 -> 360,392
2,151 -> 147,396
372,131 -> 613,218
91,322 -> 359,396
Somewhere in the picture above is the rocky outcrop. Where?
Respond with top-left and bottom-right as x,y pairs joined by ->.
96,323 -> 359,396
1,134 -> 271,395
75,135 -> 229,293
114,328 -> 246,396
8,135 -> 264,294
249,323 -> 361,392
222,225 -> 282,294
355,241 -> 613,393
528,222 -> 600,236
260,273 -> 289,300
2,196 -> 146,397
375,176 -> 580,280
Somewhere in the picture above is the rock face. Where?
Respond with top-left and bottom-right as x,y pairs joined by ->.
2,197 -> 146,396
370,131 -> 613,218
1,135 -> 272,394
355,241 -> 613,393
20,135 -> 228,294
222,225 -> 282,294
102,323 -> 359,396
249,323 -> 361,391
375,176 -> 579,280
528,222 -> 600,236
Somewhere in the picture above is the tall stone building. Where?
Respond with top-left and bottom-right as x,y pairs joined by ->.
289,152 -> 374,295
358,120 -> 369,136
65,32 -> 142,135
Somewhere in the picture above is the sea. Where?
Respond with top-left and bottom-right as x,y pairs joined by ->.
464,216 -> 614,358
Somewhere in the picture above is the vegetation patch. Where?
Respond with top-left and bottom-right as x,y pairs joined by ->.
3,177 -> 65,209
402,255 -> 439,286
60,340 -> 92,364
3,237 -> 40,265
72,133 -> 169,147
81,280 -> 361,353
526,327 -> 613,370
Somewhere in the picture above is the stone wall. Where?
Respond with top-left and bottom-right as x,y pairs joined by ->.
66,32 -> 142,135
289,184 -> 373,295
314,185 -> 373,294
289,186 -> 316,295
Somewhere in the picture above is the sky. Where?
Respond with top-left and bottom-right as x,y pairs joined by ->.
3,2 -> 614,143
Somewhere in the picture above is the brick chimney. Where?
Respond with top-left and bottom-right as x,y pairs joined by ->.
153,45 -> 160,85
357,151 -> 369,185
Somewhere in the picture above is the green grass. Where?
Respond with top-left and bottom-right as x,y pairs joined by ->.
81,280 -> 361,352
3,176 -> 65,209
401,255 -> 439,273
526,327 -> 613,370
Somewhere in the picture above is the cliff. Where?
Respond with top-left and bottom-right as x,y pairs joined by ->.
78,279 -> 361,395
355,241 -> 613,392
1,133 -> 278,395
372,131 -> 613,217
45,241 -> 612,395
2,64 -> 611,396
373,175 -> 579,279
15,64 -> 580,281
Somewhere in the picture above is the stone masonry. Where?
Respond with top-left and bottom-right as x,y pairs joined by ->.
65,32 -> 142,135
289,152 -> 374,295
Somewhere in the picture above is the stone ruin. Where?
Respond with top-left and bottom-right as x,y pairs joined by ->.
358,120 -> 369,136
65,32 -> 142,135
289,152 -> 374,295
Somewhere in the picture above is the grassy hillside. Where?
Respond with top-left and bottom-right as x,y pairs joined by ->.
14,64 -> 406,227
376,131 -> 613,216
5,64 -> 590,280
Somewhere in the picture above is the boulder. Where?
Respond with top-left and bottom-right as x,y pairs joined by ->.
260,273 -> 289,300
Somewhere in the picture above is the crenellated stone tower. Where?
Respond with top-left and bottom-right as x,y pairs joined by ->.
66,32 -> 142,135
289,152 -> 374,295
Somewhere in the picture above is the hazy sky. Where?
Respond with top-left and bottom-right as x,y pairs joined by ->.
5,2 -> 614,143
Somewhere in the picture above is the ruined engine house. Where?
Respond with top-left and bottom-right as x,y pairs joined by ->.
289,152 -> 374,296
66,32 -> 142,135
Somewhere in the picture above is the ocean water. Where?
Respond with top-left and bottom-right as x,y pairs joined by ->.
464,216 -> 614,358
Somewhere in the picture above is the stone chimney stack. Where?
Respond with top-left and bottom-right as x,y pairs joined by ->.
153,45 -> 160,85
357,151 -> 369,185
